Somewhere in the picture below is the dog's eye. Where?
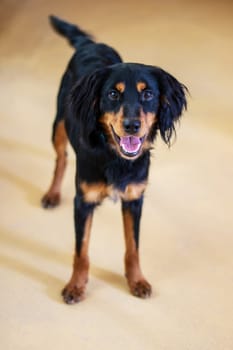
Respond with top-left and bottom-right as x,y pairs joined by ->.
141,90 -> 154,102
108,90 -> 120,101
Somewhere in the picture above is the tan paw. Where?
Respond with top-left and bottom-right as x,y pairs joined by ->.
62,285 -> 86,304
129,279 -> 152,299
41,192 -> 60,208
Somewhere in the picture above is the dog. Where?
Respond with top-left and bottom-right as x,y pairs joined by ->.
42,15 -> 187,304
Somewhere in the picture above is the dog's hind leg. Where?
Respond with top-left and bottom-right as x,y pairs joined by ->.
41,72 -> 71,208
41,119 -> 68,208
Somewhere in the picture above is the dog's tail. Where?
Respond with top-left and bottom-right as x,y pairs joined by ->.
49,15 -> 94,48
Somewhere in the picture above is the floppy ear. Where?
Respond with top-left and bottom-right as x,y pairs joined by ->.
153,68 -> 187,146
69,67 -> 110,146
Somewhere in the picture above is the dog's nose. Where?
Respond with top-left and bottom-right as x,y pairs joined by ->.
123,118 -> 141,134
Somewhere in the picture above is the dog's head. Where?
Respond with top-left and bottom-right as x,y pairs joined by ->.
70,63 -> 187,159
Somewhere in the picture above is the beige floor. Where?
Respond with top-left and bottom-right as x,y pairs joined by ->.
1,0 -> 233,349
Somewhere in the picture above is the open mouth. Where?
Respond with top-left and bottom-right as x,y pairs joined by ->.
111,125 -> 145,158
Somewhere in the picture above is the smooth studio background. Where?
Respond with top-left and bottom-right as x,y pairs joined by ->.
0,0 -> 233,349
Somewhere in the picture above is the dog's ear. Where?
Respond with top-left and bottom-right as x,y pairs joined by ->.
152,68 -> 187,146
69,67 -> 110,146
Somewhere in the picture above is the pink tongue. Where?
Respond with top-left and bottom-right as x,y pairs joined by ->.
120,136 -> 141,153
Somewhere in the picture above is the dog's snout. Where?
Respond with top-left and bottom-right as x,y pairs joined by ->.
123,118 -> 141,134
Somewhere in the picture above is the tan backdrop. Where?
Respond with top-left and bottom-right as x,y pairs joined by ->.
0,1 -> 233,349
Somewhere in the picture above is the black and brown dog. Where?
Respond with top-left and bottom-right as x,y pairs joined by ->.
42,16 -> 187,304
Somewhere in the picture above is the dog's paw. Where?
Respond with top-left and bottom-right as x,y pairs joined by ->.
62,285 -> 86,304
130,279 -> 152,299
41,192 -> 60,208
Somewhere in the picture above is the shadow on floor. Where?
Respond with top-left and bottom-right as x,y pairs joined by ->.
0,226 -> 129,303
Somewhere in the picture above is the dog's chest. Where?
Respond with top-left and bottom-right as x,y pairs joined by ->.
80,181 -> 147,204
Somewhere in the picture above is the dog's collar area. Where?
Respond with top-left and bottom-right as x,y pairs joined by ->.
110,125 -> 145,157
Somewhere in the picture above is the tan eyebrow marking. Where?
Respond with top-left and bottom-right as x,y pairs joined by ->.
136,82 -> 147,92
115,82 -> 125,93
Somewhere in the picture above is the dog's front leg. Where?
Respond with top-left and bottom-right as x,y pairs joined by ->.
62,195 -> 95,304
122,197 -> 152,298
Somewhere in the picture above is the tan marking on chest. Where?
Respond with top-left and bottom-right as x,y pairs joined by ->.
80,181 -> 147,204
120,182 -> 147,201
80,182 -> 109,203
